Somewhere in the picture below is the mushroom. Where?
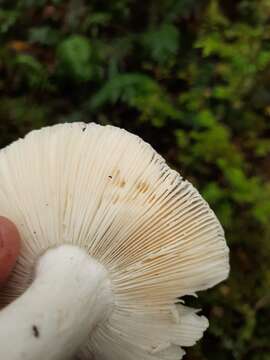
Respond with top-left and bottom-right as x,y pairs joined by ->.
0,123 -> 229,360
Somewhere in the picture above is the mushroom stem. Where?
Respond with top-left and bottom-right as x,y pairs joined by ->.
0,245 -> 112,360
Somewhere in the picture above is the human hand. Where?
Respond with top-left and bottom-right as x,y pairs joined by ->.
0,217 -> 21,287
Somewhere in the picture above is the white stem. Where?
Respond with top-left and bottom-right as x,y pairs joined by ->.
0,245 -> 112,360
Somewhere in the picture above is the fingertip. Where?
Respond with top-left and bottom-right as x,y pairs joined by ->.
0,217 -> 21,285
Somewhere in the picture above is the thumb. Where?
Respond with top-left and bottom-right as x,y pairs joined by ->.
0,217 -> 21,285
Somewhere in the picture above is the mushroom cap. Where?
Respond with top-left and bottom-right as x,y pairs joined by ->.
0,123 -> 229,359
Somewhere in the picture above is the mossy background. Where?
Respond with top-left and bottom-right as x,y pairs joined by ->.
0,0 -> 270,359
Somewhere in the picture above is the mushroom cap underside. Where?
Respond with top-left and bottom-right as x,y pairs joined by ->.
0,122 -> 229,359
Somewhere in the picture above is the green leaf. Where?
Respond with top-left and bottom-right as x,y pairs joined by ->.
196,110 -> 216,128
57,35 -> 93,81
29,27 -> 60,46
89,73 -> 182,125
90,73 -> 161,108
15,54 -> 48,89
82,12 -> 112,31
142,23 -> 180,64
202,182 -> 224,204
0,10 -> 19,33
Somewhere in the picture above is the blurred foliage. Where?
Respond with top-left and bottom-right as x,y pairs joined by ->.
0,0 -> 270,359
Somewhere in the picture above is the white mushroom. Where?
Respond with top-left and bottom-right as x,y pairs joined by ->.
0,123 -> 229,360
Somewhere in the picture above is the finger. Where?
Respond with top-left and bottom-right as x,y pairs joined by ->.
0,217 -> 21,285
